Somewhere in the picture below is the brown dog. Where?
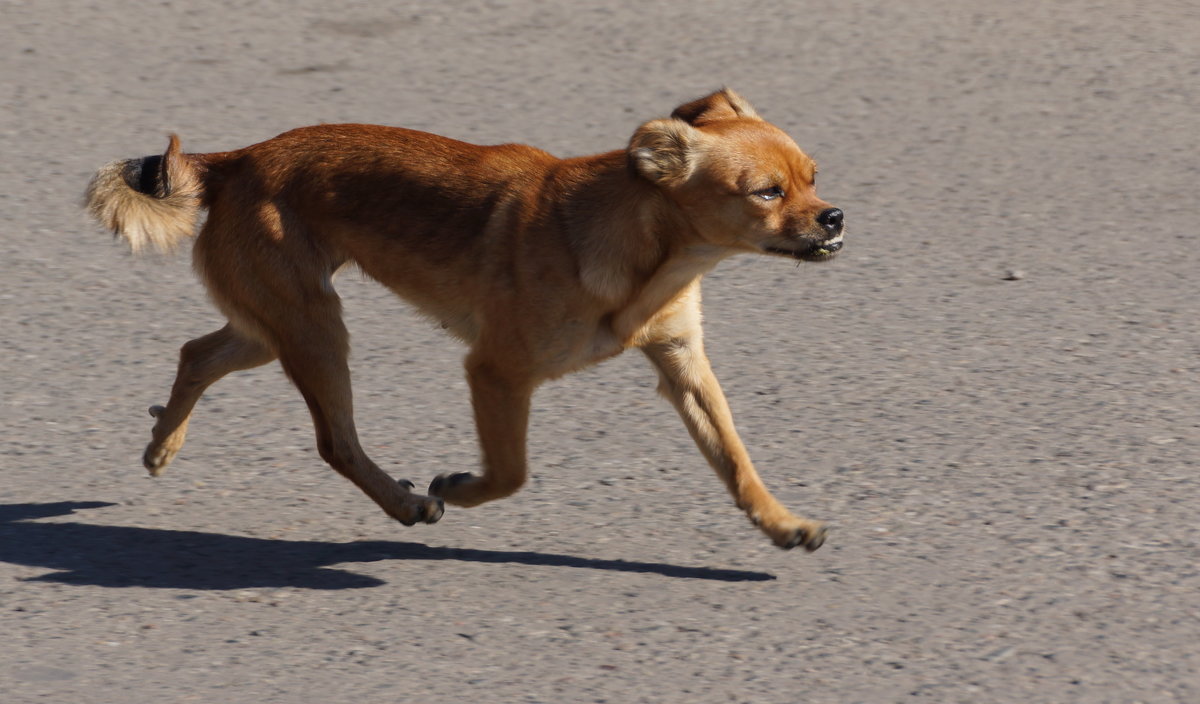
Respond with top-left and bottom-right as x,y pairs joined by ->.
85,89 -> 844,551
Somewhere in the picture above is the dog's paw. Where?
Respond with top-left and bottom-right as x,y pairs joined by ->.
775,522 -> 828,552
143,405 -> 184,477
428,472 -> 474,498
143,444 -> 172,475
395,492 -> 444,526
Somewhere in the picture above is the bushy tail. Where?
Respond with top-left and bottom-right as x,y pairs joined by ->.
84,134 -> 205,254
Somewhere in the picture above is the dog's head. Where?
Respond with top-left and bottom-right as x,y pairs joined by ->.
629,89 -> 843,262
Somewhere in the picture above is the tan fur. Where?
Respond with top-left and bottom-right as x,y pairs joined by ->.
84,89 -> 845,551
85,135 -> 203,253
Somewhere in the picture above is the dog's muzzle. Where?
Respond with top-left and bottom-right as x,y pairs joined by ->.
764,207 -> 845,262
817,208 -> 844,238
766,233 -> 844,262
804,208 -> 845,260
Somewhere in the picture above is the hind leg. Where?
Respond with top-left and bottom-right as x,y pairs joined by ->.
268,303 -> 443,526
188,199 -> 439,525
145,323 -> 276,475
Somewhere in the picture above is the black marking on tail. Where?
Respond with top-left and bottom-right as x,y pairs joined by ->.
122,154 -> 168,197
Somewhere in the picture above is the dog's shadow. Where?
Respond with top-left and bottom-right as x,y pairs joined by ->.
0,502 -> 774,589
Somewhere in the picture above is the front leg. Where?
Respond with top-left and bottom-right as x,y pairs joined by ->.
429,354 -> 534,508
641,334 -> 827,551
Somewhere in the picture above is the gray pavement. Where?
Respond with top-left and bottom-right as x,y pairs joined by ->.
2,1 -> 1198,702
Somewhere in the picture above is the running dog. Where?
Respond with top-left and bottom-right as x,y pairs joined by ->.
85,89 -> 845,551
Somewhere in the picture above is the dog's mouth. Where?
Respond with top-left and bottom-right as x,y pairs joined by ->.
765,235 -> 844,262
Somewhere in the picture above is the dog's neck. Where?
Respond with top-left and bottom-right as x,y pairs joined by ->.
557,151 -> 705,304
554,151 -> 726,346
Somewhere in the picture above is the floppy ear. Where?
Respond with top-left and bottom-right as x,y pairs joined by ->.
628,118 -> 701,185
670,88 -> 761,125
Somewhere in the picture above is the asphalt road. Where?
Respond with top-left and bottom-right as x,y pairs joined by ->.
3,1 -> 1198,702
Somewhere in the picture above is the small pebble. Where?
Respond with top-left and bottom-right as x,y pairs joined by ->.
1003,269 -> 1025,281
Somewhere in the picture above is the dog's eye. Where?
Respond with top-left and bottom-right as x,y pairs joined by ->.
754,186 -> 785,201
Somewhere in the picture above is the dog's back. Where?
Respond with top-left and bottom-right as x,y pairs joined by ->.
86,125 -> 571,337
88,125 -> 558,258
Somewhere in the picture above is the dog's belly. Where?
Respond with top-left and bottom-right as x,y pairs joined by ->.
433,309 -> 480,343
534,319 -> 625,378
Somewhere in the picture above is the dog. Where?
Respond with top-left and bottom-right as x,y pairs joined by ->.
85,89 -> 845,551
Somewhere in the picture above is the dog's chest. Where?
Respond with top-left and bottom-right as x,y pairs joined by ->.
532,317 -> 623,378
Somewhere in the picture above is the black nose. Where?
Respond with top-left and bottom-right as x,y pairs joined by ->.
817,208 -> 844,235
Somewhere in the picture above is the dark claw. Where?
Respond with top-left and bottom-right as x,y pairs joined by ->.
397,478 -> 415,490
148,405 -> 166,418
